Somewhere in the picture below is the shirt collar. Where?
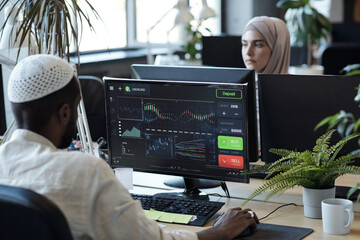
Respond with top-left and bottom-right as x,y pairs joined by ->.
10,129 -> 57,150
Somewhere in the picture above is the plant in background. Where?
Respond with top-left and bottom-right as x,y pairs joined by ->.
182,20 -> 210,61
348,182 -> 360,202
0,0 -> 101,152
242,130 -> 360,205
276,0 -> 332,66
0,0 -> 100,61
315,64 -> 360,203
315,65 -> 360,145
341,64 -> 360,76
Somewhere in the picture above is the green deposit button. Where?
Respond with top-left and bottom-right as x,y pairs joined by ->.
216,89 -> 242,99
218,136 -> 243,150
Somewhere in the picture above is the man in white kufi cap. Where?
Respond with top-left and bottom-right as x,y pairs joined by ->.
0,54 -> 259,239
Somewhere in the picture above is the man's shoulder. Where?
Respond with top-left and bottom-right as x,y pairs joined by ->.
58,150 -> 106,165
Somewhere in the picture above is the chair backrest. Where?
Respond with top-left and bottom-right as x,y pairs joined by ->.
321,43 -> 360,75
78,75 -> 106,141
0,184 -> 73,240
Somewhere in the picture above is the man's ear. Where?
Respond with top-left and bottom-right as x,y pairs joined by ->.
57,103 -> 71,125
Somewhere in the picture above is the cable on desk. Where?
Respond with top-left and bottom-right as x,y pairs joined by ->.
259,203 -> 297,221
207,193 -> 223,198
220,181 -> 230,198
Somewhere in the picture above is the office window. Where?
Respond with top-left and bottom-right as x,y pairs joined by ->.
135,0 -> 179,44
135,0 -> 221,45
76,0 -> 220,52
77,0 -> 127,52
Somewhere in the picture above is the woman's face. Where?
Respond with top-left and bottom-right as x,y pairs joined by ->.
241,30 -> 272,73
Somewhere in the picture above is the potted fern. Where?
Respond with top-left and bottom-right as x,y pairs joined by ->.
243,130 -> 360,218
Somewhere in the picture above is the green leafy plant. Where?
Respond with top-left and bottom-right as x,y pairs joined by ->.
347,182 -> 360,202
276,0 -> 332,66
341,64 -> 360,76
182,20 -> 210,61
242,130 -> 360,205
315,66 -> 360,144
315,65 -> 360,203
0,0 -> 101,60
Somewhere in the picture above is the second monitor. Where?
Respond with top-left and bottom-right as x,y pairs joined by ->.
131,64 -> 258,163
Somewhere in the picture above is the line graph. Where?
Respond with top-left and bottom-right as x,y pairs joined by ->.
143,99 -> 216,133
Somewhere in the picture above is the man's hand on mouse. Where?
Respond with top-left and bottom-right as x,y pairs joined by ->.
212,207 -> 259,239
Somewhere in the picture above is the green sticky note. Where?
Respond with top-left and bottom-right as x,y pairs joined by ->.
158,212 -> 176,223
173,214 -> 193,224
146,209 -> 162,220
143,210 -> 150,216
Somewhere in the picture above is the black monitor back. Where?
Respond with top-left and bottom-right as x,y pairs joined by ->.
202,35 -> 245,68
331,23 -> 360,43
321,43 -> 360,75
259,74 -> 360,164
131,64 -> 258,162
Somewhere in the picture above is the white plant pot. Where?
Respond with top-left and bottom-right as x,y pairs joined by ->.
302,187 -> 335,219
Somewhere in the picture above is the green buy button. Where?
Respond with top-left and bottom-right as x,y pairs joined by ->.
218,136 -> 243,150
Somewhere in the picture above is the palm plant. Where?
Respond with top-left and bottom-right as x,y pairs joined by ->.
0,0 -> 101,153
242,130 -> 360,205
0,0 -> 100,61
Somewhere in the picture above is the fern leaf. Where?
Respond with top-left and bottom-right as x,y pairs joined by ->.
313,129 -> 336,153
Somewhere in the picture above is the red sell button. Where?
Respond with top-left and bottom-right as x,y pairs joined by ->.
218,155 -> 244,169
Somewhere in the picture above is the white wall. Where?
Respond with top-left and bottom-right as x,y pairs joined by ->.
225,0 -> 252,35
329,0 -> 344,22
225,0 -> 345,35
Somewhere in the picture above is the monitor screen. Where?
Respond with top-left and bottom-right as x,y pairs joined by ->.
130,64 -> 258,163
104,78 -> 250,184
258,74 -> 360,165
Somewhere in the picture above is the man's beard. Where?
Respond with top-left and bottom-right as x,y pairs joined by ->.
58,111 -> 77,149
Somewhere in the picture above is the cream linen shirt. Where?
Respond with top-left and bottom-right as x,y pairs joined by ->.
0,129 -> 198,240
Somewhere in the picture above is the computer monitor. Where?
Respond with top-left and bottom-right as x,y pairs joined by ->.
258,74 -> 360,165
202,35 -> 245,68
104,78 -> 250,199
131,64 -> 258,162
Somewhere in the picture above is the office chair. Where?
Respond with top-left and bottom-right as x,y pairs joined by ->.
0,184 -> 73,240
321,43 -> 360,75
78,75 -> 106,141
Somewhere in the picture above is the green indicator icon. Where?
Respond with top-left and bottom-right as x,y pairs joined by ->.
125,86 -> 131,92
218,136 -> 243,150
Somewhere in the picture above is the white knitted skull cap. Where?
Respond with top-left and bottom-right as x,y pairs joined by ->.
8,54 -> 75,103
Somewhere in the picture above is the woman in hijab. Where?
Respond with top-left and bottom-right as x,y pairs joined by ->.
242,16 -> 290,74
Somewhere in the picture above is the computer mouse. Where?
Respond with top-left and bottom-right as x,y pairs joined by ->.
234,226 -> 252,239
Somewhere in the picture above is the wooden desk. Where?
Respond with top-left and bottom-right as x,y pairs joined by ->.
133,172 -> 360,211
131,172 -> 360,239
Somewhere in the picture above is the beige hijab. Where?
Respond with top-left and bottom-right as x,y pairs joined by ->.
243,16 -> 290,74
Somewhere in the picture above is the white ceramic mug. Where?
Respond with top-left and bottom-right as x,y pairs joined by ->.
321,198 -> 354,235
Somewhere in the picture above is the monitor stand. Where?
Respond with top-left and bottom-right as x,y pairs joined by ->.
162,177 -> 221,201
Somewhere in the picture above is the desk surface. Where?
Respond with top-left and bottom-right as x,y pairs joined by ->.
131,172 -> 360,239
